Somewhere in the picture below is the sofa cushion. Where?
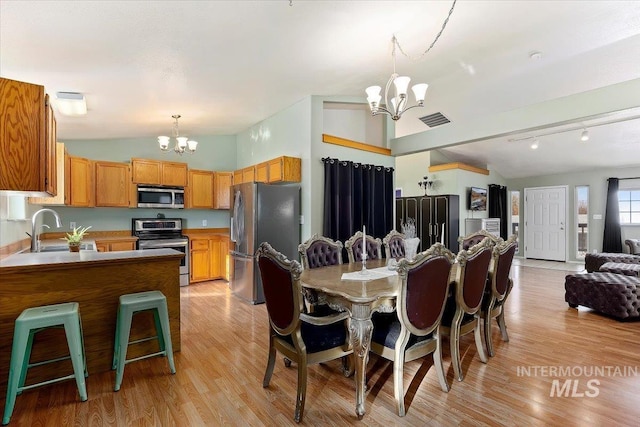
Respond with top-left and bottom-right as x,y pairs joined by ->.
584,252 -> 640,273
599,262 -> 640,277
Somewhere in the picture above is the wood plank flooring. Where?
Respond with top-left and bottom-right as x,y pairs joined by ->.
5,263 -> 640,426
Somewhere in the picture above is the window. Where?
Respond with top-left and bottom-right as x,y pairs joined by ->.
510,190 -> 520,254
576,186 -> 589,258
618,189 -> 640,224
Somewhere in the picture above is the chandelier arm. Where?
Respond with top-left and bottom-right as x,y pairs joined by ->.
393,0 -> 457,61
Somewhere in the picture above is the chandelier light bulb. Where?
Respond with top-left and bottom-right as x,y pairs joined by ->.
393,76 -> 411,97
412,83 -> 429,104
158,115 -> 198,155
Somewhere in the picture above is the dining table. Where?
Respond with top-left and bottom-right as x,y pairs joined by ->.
299,258 -> 400,420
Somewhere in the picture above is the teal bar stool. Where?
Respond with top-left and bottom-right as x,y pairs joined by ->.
112,290 -> 176,392
3,302 -> 88,425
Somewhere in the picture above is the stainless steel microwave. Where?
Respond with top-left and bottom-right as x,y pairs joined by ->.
137,186 -> 185,209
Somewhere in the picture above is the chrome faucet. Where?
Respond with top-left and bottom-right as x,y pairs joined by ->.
31,208 -> 63,252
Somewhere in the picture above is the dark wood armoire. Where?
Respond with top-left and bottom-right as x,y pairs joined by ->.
395,195 -> 460,252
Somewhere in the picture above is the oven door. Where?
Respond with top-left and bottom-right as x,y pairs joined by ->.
138,239 -> 190,286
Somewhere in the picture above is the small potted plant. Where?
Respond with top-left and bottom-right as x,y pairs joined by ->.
61,225 -> 91,252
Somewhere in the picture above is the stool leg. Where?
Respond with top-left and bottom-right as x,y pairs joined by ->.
3,326 -> 30,425
152,309 -> 165,353
112,305 -> 121,371
63,318 -> 88,402
156,303 -> 176,374
114,308 -> 133,392
78,313 -> 88,378
17,329 -> 36,394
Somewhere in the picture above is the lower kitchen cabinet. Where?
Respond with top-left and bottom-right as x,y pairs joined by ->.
189,235 -> 229,283
94,239 -> 136,252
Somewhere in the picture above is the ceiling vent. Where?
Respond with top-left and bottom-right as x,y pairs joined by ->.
419,112 -> 450,128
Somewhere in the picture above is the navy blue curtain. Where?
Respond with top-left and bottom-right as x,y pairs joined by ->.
603,178 -> 622,253
322,158 -> 394,247
488,184 -> 508,239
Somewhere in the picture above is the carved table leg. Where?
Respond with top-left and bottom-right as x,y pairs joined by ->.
348,303 -> 373,420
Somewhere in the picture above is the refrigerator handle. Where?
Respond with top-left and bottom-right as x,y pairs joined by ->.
230,215 -> 236,242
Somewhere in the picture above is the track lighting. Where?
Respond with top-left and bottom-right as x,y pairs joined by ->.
581,129 -> 589,142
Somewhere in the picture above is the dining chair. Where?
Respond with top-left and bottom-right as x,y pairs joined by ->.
298,234 -> 344,269
441,237 -> 493,381
481,234 -> 517,357
457,229 -> 503,251
370,243 -> 455,416
382,229 -> 405,259
345,231 -> 383,264
256,242 -> 352,423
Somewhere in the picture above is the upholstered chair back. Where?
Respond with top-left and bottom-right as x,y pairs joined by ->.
345,231 -> 383,264
298,234 -> 343,269
383,230 -> 405,259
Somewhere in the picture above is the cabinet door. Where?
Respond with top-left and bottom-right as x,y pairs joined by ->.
109,241 -> 135,251
69,156 -> 93,207
95,243 -> 109,252
45,96 -> 57,195
233,169 -> 243,184
188,170 -> 214,209
209,239 -> 222,279
162,162 -> 188,187
95,161 -> 130,207
418,197 -> 433,251
434,195 -> 459,251
268,156 -> 301,183
255,162 -> 269,183
0,78 -> 51,193
213,172 -> 233,209
395,198 -> 405,232
131,158 -> 161,185
242,166 -> 255,183
190,239 -> 210,282
28,142 -> 66,205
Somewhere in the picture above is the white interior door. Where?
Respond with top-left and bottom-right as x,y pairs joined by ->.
525,186 -> 567,261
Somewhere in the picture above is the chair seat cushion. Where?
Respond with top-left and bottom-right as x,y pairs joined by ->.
564,272 -> 640,319
371,312 -> 431,349
282,317 -> 347,354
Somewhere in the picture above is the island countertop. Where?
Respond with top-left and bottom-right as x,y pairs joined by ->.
0,248 -> 183,410
0,248 -> 181,273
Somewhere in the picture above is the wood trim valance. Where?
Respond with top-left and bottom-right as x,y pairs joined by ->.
428,162 -> 489,175
322,134 -> 391,156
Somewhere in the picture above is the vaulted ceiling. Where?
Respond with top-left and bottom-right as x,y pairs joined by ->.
1,1 -> 639,178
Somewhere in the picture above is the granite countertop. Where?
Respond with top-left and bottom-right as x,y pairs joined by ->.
0,248 -> 183,273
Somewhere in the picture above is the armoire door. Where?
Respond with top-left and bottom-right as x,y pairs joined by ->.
419,196 -> 433,251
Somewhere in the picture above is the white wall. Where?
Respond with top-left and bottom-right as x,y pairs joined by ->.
323,103 -> 383,147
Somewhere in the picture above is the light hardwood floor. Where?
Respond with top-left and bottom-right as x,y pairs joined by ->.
6,263 -> 640,426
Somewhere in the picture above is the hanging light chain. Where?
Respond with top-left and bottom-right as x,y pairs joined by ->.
393,0 -> 457,62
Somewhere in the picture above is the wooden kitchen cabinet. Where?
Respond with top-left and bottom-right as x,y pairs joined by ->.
189,235 -> 229,283
28,142 -> 67,205
233,169 -> 243,184
95,161 -> 130,207
0,78 -> 57,195
68,156 -> 94,207
131,158 -> 188,186
242,166 -> 255,183
268,156 -> 301,183
187,169 -> 214,209
213,172 -> 233,209
94,238 -> 137,252
255,162 -> 269,183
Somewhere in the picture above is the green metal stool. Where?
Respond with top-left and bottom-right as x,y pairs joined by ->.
3,302 -> 88,425
112,290 -> 176,391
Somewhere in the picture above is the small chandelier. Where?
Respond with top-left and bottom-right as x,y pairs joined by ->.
158,114 -> 198,155
365,0 -> 457,121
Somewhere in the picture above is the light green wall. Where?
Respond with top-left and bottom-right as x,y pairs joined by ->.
39,135 -> 237,231
235,97 -> 312,240
507,165 -> 640,261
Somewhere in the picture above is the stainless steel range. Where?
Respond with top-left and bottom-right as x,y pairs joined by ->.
132,218 -> 190,287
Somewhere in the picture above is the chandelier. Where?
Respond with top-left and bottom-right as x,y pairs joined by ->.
158,115 -> 198,155
365,0 -> 457,121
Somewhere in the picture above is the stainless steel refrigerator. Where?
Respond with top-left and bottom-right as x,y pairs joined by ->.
229,182 -> 301,304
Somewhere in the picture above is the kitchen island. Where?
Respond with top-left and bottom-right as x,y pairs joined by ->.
0,248 -> 183,405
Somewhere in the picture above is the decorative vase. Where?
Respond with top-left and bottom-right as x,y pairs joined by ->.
404,237 -> 420,260
69,242 -> 81,252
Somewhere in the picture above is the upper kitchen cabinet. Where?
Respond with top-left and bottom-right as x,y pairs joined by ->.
187,169 -> 214,209
68,156 -> 94,207
0,77 -> 57,195
131,158 -> 187,187
29,142 -> 67,205
255,162 -> 268,183
95,161 -> 130,207
268,156 -> 301,183
213,172 -> 233,209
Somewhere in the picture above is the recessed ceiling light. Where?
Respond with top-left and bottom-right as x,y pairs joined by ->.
530,139 -> 539,149
581,129 -> 589,142
55,92 -> 87,116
